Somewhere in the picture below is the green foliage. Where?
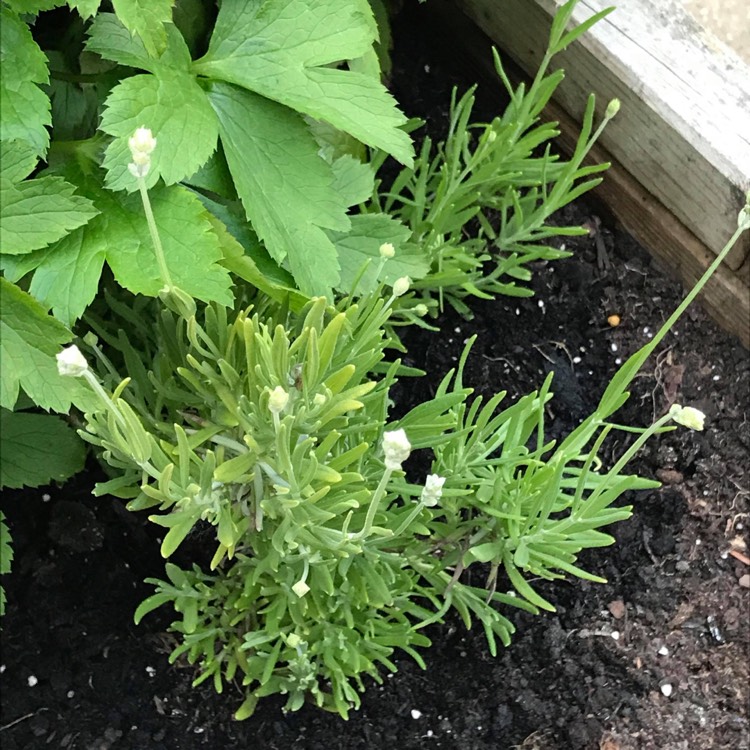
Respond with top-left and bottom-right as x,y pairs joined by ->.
0,512 -> 12,618
77,289 -> 659,718
0,6 -> 51,154
368,2 -> 616,315
0,409 -> 86,488
0,0 -> 414,318
3,0 -> 736,720
0,277 -> 95,412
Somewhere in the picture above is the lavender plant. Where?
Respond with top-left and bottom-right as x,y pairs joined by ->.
366,1 -> 620,316
53,128 -> 750,716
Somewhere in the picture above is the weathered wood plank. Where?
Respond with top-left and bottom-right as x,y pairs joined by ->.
429,0 -> 750,345
451,0 -> 750,270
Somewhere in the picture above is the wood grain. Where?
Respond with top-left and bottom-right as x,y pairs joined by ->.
430,0 -> 750,345
451,0 -> 750,270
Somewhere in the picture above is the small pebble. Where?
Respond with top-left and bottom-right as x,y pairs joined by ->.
411,709 -> 423,720
573,356 -> 582,364
610,342 -> 618,352
695,539 -> 702,546
712,375 -> 720,381
538,300 -> 545,309
27,675 -> 38,687
42,494 -> 51,502
145,666 -> 156,678
67,690 -> 75,698
658,646 -> 669,656
610,631 -> 620,641
661,683 -> 673,697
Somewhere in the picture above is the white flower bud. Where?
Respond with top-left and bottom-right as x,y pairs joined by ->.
668,404 -> 705,431
292,580 -> 310,597
487,129 -> 497,143
313,393 -> 326,407
379,242 -> 395,259
56,345 -> 89,378
287,633 -> 302,648
393,276 -> 411,297
128,127 -> 157,158
605,98 -> 621,118
420,474 -> 445,507
268,386 -> 289,415
128,126 -> 156,180
382,428 -> 411,471
131,151 -> 151,166
414,304 -> 428,317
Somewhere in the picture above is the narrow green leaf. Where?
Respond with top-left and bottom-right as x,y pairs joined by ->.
149,510 -> 198,557
504,556 -> 555,611
134,592 -> 173,624
234,694 -> 259,721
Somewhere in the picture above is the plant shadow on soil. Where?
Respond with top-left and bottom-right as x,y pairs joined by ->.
1,6 -> 748,750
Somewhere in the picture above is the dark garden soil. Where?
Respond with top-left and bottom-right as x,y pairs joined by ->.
1,6 -> 748,750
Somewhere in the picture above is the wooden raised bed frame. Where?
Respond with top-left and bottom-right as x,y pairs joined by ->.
432,0 -> 750,346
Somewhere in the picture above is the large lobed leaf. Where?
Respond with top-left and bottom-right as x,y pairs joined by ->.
194,0 -> 413,166
111,0 -> 175,58
88,15 -> 215,191
0,7 -> 51,155
0,278 -> 95,412
1,167 -> 233,325
0,410 -> 86,489
0,176 -> 99,255
208,82 -> 347,297
99,70 -> 219,192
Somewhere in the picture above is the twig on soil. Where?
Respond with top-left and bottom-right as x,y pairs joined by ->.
531,344 -> 555,364
649,346 -> 675,422
547,340 -> 576,369
641,528 -> 660,566
728,549 -> 750,566
0,710 -> 44,732
482,353 -> 522,377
